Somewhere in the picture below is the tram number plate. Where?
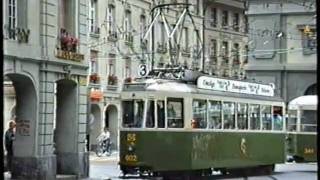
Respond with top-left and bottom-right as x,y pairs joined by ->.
304,148 -> 314,154
125,154 -> 138,162
127,133 -> 136,142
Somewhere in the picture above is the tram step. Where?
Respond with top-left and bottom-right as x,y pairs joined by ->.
56,174 -> 77,180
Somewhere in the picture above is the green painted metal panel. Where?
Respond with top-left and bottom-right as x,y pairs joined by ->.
287,133 -> 317,162
120,131 -> 286,172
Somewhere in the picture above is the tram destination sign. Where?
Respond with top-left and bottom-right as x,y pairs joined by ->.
197,76 -> 274,97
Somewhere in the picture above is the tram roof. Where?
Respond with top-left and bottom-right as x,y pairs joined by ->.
123,78 -> 283,102
288,95 -> 317,110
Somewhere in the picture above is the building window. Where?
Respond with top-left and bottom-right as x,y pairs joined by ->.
210,8 -> 217,27
89,0 -> 98,34
301,28 -> 316,55
124,10 -> 131,33
222,10 -> 228,28
244,45 -> 249,62
160,22 -> 165,45
233,13 -> 239,32
60,0 -> 74,34
244,15 -> 248,33
125,59 -> 131,78
210,39 -> 217,57
222,41 -> 228,58
196,0 -> 200,15
233,43 -> 240,63
8,0 -> 17,38
90,50 -> 98,73
183,27 -> 188,50
108,59 -> 115,76
107,5 -> 115,34
194,29 -> 200,51
140,15 -> 146,40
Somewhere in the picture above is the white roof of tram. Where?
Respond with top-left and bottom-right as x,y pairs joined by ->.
288,95 -> 318,110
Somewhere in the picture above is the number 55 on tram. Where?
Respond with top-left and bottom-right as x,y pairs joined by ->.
119,75 -> 286,176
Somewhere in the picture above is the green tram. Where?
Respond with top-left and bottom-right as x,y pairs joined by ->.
286,95 -> 317,162
119,74 -> 286,177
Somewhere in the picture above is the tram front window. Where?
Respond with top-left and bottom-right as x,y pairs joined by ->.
301,110 -> 317,132
223,102 -> 235,129
192,100 -> 207,128
167,98 -> 184,128
261,105 -> 272,130
273,106 -> 283,130
122,100 -> 144,128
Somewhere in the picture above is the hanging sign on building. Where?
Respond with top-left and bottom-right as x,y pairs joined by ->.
197,76 -> 274,97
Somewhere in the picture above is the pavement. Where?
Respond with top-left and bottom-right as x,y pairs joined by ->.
3,151 -> 119,180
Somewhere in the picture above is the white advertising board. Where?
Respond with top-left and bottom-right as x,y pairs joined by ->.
197,76 -> 274,97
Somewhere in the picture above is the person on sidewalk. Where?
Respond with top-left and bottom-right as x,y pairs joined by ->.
5,120 -> 16,172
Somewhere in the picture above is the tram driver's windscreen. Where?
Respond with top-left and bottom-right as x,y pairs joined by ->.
122,100 -> 144,128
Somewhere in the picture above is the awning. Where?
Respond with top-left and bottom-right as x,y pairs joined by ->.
90,90 -> 103,101
288,95 -> 317,110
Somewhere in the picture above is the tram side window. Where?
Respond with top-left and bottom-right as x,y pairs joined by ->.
192,100 -> 207,128
122,100 -> 144,128
287,110 -> 297,131
157,100 -> 165,128
273,106 -> 283,130
223,102 -> 235,129
237,103 -> 248,129
167,98 -> 184,128
208,100 -> 222,129
301,110 -> 316,132
261,105 -> 272,130
249,104 -> 260,130
146,100 -> 155,128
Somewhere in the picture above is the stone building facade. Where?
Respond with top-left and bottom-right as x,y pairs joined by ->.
245,0 -> 317,103
3,0 -> 89,179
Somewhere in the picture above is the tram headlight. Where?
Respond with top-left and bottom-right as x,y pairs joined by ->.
128,145 -> 135,152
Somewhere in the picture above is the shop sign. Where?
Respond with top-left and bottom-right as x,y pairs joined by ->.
197,76 -> 274,97
55,49 -> 84,62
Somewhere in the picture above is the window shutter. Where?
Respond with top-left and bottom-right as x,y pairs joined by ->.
17,0 -> 27,28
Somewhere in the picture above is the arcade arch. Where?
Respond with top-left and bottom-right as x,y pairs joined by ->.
105,105 -> 118,150
89,104 -> 102,151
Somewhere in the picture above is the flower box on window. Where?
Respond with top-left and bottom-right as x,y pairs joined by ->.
108,75 -> 118,85
124,77 -> 133,83
90,74 -> 100,84
60,28 -> 79,52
